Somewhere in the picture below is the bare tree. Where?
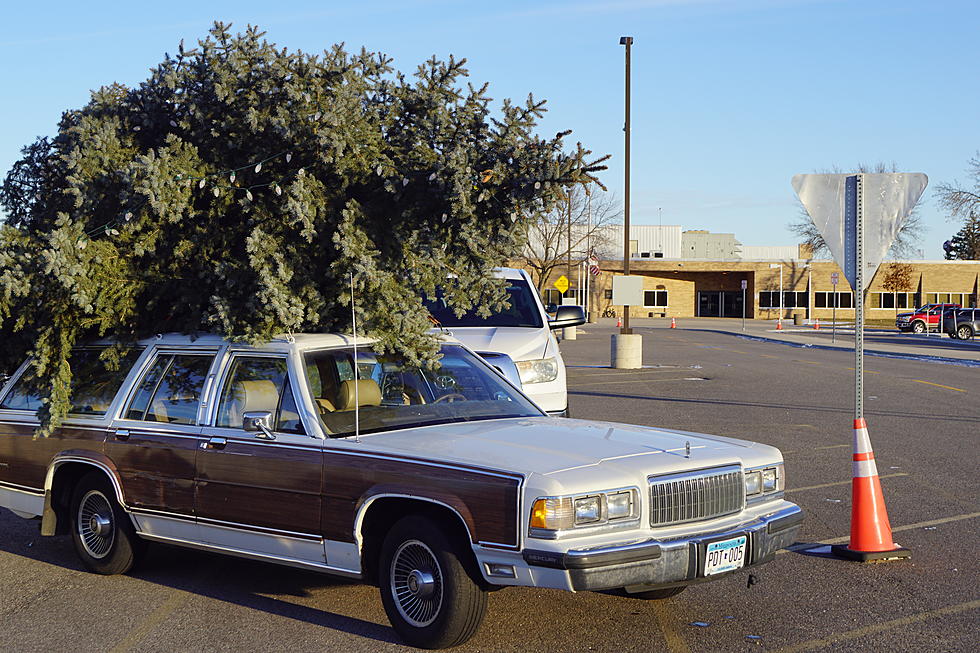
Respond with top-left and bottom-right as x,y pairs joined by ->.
880,263 -> 916,317
789,162 -> 924,258
935,152 -> 980,224
518,184 -> 622,292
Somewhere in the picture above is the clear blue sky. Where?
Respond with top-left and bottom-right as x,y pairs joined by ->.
2,0 -> 977,258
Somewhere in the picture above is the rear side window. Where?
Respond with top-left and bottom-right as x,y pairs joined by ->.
125,354 -> 214,425
0,348 -> 143,416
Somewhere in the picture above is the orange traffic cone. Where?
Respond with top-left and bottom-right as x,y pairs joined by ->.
616,316 -> 622,328
776,319 -> 783,330
813,318 -> 820,330
670,317 -> 676,329
831,418 -> 911,562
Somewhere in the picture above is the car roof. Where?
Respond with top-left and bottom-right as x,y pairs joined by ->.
84,332 -> 463,353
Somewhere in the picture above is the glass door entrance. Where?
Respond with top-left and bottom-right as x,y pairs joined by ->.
697,291 -> 744,318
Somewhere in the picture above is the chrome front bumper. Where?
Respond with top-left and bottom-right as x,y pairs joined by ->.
520,504 -> 803,592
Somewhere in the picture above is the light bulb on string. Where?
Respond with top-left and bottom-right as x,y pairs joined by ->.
230,172 -> 236,183
275,185 -> 282,196
199,179 -> 206,189
213,188 -> 220,197
255,162 -> 262,173
245,190 -> 253,201
286,153 -> 292,163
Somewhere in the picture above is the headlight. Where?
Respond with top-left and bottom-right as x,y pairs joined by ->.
745,464 -> 784,500
529,488 -> 638,537
515,357 -> 559,384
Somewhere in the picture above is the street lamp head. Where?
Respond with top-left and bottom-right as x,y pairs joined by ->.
619,36 -> 633,45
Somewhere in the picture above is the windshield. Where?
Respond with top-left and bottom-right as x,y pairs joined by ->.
423,278 -> 544,328
303,344 -> 543,437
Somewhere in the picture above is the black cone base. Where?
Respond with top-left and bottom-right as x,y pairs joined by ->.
831,544 -> 912,562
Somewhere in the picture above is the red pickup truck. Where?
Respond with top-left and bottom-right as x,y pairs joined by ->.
895,304 -> 961,333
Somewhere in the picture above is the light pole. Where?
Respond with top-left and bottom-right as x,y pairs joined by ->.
769,263 -> 783,329
619,35 -> 633,335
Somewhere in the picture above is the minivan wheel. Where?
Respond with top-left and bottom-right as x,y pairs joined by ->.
911,321 -> 927,334
70,471 -> 143,575
379,515 -> 487,649
957,325 -> 974,340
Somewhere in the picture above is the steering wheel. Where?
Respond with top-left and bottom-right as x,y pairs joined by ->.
433,392 -> 467,404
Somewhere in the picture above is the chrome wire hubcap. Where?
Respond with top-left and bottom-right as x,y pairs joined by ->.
78,490 -> 114,559
391,540 -> 443,627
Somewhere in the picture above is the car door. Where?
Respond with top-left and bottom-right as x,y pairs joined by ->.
195,351 -> 324,565
106,348 -> 220,541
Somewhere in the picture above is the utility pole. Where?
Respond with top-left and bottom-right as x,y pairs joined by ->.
567,190 -> 573,297
620,35 -> 633,334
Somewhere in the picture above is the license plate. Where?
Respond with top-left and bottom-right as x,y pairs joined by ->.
704,535 -> 747,576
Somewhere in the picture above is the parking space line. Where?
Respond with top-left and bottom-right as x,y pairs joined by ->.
786,472 -> 908,494
569,377 -> 703,387
778,511 -> 980,555
771,599 -> 980,653
109,591 -> 188,653
650,601 -> 691,653
911,379 -> 966,392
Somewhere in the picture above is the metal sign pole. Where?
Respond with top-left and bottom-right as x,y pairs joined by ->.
741,279 -> 747,331
832,278 -> 838,344
849,174 -> 865,421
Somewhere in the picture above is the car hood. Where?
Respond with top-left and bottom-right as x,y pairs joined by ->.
349,417 -> 770,478
896,312 -> 915,319
436,326 -> 551,361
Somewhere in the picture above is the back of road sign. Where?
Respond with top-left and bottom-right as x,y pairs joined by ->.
791,173 -> 927,289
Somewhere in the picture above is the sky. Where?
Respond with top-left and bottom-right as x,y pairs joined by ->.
1,0 -> 977,259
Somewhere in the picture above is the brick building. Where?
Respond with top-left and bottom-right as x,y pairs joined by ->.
541,258 -> 980,320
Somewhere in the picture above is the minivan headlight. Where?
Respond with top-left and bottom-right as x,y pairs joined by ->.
516,357 -> 559,384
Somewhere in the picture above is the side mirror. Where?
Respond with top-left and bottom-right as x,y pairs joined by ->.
243,410 -> 276,440
549,305 -> 586,330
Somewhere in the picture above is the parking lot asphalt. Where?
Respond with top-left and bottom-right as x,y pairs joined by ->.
1,322 -> 977,652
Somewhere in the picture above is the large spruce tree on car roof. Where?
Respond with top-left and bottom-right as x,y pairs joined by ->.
0,22 -> 607,433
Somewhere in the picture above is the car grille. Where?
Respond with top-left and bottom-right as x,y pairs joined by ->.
649,465 -> 745,527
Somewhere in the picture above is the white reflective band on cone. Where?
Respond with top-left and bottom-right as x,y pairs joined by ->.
853,458 -> 880,478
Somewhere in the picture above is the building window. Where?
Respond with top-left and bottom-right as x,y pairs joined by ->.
542,289 -> 562,306
814,292 -> 855,308
604,289 -> 613,300
759,291 -> 808,308
876,292 -> 914,309
643,290 -> 668,307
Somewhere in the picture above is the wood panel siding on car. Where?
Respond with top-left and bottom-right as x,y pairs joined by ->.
0,421 -> 107,490
321,451 -> 522,548
104,428 -> 200,515
196,438 -> 323,537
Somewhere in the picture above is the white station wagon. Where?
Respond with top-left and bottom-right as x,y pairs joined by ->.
0,333 -> 802,649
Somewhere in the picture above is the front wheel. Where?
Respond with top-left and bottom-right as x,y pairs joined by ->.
70,471 -> 143,575
957,325 -> 974,339
911,321 -> 927,334
379,515 -> 487,649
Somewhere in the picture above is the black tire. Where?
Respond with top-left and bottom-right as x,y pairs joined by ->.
625,585 -> 687,600
911,321 -> 927,334
69,471 -> 143,575
378,515 -> 487,649
957,325 -> 973,340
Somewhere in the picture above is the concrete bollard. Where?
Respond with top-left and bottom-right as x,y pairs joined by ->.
611,333 -> 642,369
563,326 -> 577,340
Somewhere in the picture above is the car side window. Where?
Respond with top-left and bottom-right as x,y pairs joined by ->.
215,357 -> 306,435
1,348 -> 142,415
125,354 -> 214,425
0,367 -> 43,411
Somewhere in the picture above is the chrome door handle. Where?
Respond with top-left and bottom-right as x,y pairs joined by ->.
113,429 -> 130,441
202,437 -> 227,450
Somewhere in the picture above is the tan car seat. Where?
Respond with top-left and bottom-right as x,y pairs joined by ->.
335,379 -> 382,411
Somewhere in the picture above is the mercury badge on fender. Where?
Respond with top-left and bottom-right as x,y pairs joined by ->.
0,333 -> 803,649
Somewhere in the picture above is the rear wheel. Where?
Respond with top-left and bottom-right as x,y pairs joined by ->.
70,471 -> 143,575
379,515 -> 487,649
911,321 -> 927,334
957,325 -> 974,339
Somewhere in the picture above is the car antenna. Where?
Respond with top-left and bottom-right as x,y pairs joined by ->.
350,271 -> 361,444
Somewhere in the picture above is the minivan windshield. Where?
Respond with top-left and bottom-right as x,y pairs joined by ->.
423,278 -> 544,329
304,344 -> 543,437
